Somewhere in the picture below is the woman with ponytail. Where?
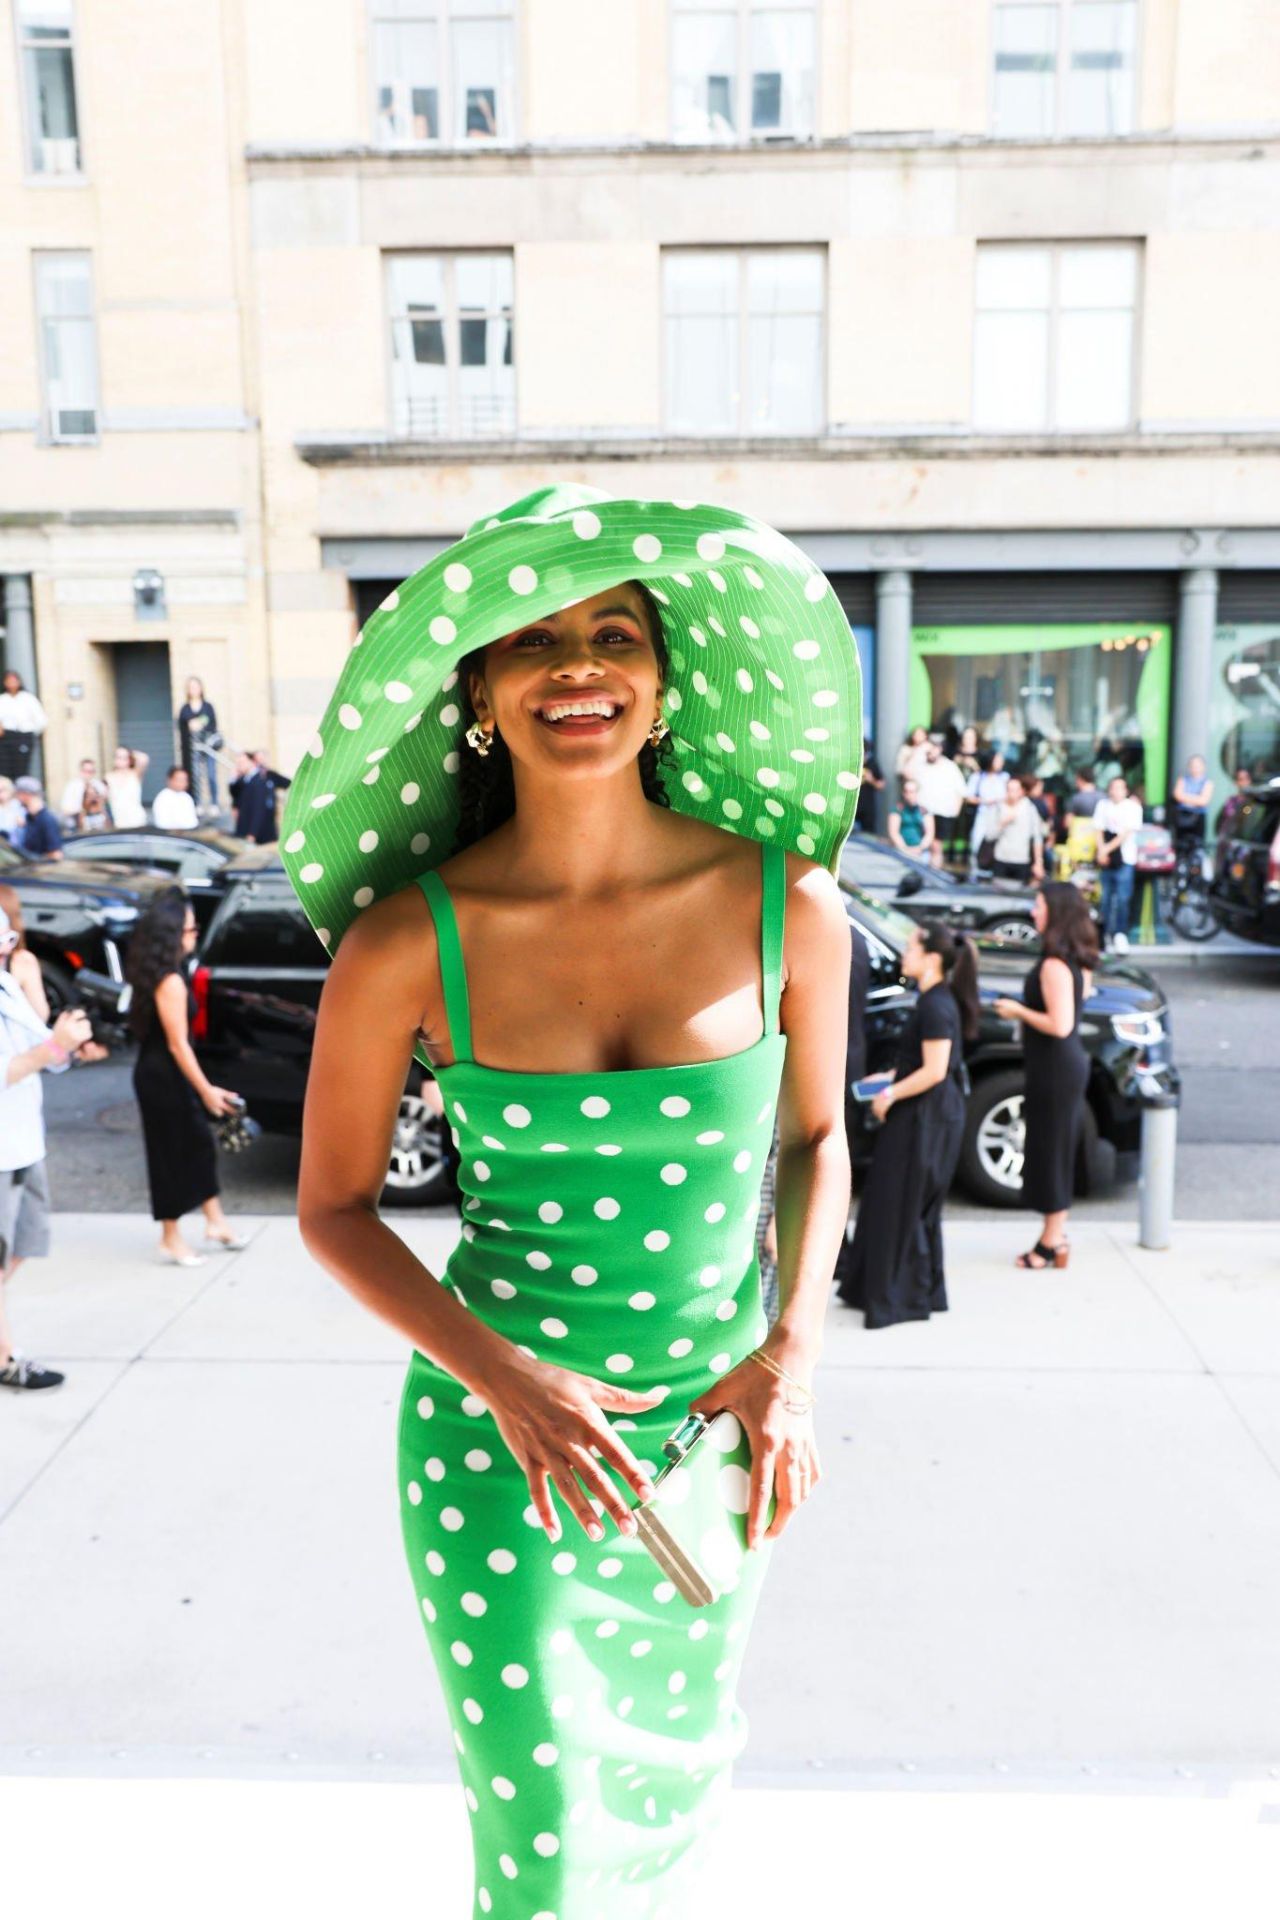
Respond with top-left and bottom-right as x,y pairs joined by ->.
837,920 -> 978,1329
994,880 -> 1098,1269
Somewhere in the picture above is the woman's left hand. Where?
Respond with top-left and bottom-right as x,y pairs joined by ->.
74,1039 -> 109,1063
688,1351 -> 820,1549
870,1087 -> 895,1123
993,996 -> 1023,1024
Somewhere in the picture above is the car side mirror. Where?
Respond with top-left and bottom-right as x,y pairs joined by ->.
896,869 -> 924,899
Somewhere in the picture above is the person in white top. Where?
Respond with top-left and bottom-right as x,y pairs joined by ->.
916,741 -> 970,868
0,899 -> 106,1391
0,671 -> 49,783
152,765 -> 200,831
105,745 -> 150,829
894,725 -> 930,784
1093,774 -> 1144,953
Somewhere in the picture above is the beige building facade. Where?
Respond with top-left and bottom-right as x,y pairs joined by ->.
3,0 -> 1279,814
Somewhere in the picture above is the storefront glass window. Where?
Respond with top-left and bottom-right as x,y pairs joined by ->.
1208,624 -> 1280,822
910,623 -> 1171,805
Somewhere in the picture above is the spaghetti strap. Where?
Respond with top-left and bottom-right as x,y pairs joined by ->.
760,840 -> 785,1037
416,871 -> 474,1065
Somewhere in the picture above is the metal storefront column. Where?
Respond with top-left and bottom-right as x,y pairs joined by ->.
2,575 -> 42,778
1172,567 -> 1218,797
874,568 -> 912,830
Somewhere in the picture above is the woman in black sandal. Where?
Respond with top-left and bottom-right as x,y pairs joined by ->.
994,881 -> 1098,1270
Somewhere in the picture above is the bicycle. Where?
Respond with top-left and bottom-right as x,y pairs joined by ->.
1161,829 -> 1220,942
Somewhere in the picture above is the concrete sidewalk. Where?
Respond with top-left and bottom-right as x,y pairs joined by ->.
3,1211 -> 1278,1915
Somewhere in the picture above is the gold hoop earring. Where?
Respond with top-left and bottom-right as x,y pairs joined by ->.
465,720 -> 493,758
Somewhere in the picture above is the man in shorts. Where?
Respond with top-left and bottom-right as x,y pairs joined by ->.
0,905 -> 93,1390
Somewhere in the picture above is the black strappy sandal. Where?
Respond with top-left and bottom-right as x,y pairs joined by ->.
1015,1240 -> 1070,1270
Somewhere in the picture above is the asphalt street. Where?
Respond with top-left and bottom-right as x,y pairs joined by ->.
40,950 -> 1280,1224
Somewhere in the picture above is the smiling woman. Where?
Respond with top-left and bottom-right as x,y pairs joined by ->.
287,483 -> 861,1917
452,580 -> 674,854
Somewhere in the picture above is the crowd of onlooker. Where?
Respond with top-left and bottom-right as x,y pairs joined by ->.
0,668 -> 292,858
856,722 -> 1273,955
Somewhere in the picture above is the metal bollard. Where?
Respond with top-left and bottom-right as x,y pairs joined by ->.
1138,1100 -> 1178,1250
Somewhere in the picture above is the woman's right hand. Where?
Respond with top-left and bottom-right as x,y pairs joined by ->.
203,1086 -> 242,1117
50,1009 -> 92,1056
482,1356 -> 666,1544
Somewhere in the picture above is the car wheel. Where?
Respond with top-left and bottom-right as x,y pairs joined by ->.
983,915 -> 1038,944
380,1086 -> 457,1208
957,1069 -> 1026,1207
38,958 -> 77,1018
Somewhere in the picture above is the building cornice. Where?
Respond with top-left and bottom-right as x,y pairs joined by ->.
245,128 -> 1280,174
295,429 -> 1280,467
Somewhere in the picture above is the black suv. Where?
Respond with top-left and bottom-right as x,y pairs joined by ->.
1210,781 -> 1280,948
84,843 -> 1176,1213
183,847 -> 452,1207
0,838 -> 181,1014
843,885 -> 1178,1206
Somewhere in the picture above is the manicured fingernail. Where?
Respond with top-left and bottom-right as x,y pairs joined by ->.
588,1522 -> 603,1540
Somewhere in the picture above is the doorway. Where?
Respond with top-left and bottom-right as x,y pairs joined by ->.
101,641 -> 172,806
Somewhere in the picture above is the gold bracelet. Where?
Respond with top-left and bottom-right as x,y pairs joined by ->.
747,1347 -> 817,1410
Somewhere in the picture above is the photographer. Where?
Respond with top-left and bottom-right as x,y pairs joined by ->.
0,902 -> 102,1392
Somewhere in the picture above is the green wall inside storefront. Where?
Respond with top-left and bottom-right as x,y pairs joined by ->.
909,622 -> 1172,801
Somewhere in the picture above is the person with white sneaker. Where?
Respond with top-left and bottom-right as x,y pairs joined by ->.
0,905 -> 95,1391
1094,773 -> 1143,953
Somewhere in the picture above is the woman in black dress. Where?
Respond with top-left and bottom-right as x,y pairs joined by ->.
837,922 -> 979,1329
125,886 -> 245,1266
994,880 -> 1098,1270
177,676 -> 221,815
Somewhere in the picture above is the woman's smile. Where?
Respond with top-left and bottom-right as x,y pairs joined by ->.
533,694 -> 628,735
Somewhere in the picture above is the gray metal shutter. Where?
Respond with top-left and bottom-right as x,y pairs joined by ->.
912,572 -> 1178,624
1218,573 -> 1280,622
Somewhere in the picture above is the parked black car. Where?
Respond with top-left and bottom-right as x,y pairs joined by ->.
182,846 -> 451,1208
60,827 -> 246,935
1209,781 -> 1280,948
841,831 -> 1041,943
843,884 -> 1178,1206
0,838 -> 182,1016
73,841 -> 1177,1213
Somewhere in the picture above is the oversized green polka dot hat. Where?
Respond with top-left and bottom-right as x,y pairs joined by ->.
280,483 -> 862,954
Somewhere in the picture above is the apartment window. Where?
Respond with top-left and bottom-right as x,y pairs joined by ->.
17,0 -> 82,175
664,248 -> 824,435
973,242 -> 1138,433
992,0 -> 1137,138
388,253 -> 514,437
371,0 -> 515,146
671,0 -> 815,142
35,252 -> 98,441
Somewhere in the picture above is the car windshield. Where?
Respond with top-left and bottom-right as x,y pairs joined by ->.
840,835 -> 958,893
838,878 -> 914,954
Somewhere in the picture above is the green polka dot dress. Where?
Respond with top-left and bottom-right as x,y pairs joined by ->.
397,838 -> 790,1918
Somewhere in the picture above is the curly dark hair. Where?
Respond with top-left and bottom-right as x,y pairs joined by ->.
124,885 -> 191,1039
1039,880 -> 1101,970
450,579 -> 675,855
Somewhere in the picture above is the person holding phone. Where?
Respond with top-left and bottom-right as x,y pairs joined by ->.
124,886 -> 246,1266
0,901 -> 105,1390
836,921 -> 978,1329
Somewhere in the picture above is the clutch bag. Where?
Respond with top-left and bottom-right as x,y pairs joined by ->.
630,1408 -> 777,1608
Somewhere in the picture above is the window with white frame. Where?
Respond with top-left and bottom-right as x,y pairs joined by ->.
35,252 -> 98,441
17,0 -> 82,175
371,0 -> 515,146
664,248 -> 824,436
388,253 -> 514,437
671,0 -> 815,142
972,242 -> 1139,433
991,0 -> 1137,138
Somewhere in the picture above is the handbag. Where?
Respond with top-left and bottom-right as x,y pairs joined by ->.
631,1408 -> 777,1607
213,1098 -> 261,1152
